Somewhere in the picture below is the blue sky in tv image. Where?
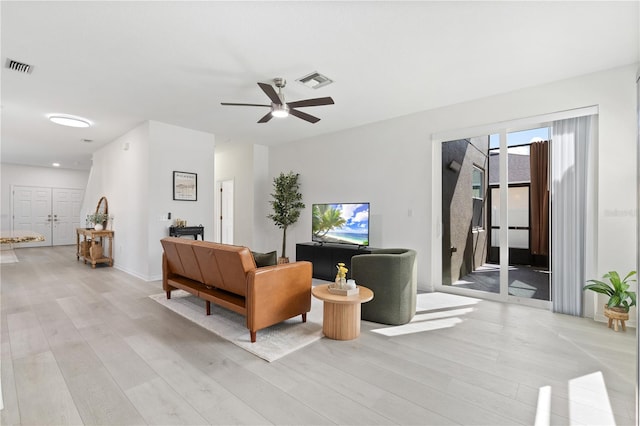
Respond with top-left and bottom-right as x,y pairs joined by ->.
312,203 -> 370,246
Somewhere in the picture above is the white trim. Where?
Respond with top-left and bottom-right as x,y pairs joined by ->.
432,106 -> 598,310
432,105 -> 599,144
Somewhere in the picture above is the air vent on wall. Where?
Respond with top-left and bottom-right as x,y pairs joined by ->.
6,58 -> 33,74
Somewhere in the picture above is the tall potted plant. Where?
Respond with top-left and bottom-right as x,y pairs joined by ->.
267,171 -> 305,263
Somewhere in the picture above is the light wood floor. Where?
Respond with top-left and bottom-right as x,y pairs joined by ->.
1,246 -> 636,425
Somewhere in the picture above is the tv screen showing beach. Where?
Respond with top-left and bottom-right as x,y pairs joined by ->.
312,203 -> 370,246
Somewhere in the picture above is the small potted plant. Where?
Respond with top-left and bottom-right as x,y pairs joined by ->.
583,270 -> 636,331
267,171 -> 305,264
87,212 -> 110,230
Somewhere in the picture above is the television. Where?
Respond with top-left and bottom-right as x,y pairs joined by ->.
312,202 -> 370,246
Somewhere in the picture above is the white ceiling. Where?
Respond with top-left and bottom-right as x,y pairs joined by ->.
1,1 -> 638,170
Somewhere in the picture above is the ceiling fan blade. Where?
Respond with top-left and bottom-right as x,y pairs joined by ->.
289,108 -> 320,124
287,97 -> 334,108
221,102 -> 270,107
258,82 -> 282,105
257,111 -> 274,123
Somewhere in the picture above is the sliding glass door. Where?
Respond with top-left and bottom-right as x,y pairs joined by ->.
440,127 -> 551,306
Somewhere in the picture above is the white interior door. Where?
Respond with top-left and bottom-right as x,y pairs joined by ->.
52,188 -> 83,245
13,186 -> 84,247
13,186 -> 51,247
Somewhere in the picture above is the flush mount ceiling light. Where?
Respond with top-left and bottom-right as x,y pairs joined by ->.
52,163 -> 60,167
48,114 -> 92,128
296,71 -> 333,89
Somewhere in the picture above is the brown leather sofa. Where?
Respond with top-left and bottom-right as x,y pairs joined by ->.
160,237 -> 312,342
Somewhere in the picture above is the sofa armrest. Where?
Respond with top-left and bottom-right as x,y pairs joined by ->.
246,261 -> 312,332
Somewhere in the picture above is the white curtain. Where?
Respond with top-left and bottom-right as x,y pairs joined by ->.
551,115 -> 594,316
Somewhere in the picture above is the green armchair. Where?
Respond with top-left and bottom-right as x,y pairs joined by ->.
351,248 -> 417,325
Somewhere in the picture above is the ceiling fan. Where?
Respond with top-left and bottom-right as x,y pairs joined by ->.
221,78 -> 334,124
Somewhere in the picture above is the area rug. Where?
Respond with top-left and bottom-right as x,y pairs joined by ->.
149,290 -> 323,362
0,249 -> 18,264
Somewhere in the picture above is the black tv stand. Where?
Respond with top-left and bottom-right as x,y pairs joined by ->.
296,242 -> 374,281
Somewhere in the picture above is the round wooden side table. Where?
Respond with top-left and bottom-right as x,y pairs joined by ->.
311,284 -> 374,340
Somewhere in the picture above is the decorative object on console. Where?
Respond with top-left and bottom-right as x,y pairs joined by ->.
173,171 -> 197,201
87,213 -> 108,230
87,195 -> 110,230
267,171 -> 305,264
169,225 -> 203,240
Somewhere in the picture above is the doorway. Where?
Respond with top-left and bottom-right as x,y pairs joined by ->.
214,179 -> 234,244
12,186 -> 84,246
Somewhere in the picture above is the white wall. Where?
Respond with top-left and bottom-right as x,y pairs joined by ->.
83,120 -> 215,281
82,122 -> 151,278
264,64 -> 637,322
148,121 -> 215,279
214,142 -> 270,250
1,163 -> 89,232
252,144 -> 271,253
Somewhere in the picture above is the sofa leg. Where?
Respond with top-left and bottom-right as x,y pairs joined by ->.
166,291 -> 171,299
302,313 -> 307,323
250,331 -> 256,343
206,301 -> 211,316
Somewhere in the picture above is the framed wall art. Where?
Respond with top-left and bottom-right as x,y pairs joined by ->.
173,171 -> 197,201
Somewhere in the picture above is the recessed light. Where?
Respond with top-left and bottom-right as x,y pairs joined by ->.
48,114 -> 92,128
52,163 -> 60,167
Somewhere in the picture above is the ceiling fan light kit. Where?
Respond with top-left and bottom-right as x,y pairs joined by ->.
222,77 -> 334,124
271,103 -> 289,118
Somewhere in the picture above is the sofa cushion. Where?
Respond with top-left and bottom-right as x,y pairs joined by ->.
252,250 -> 277,267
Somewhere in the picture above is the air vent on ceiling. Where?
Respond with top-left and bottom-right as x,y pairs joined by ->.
296,71 -> 333,89
6,58 -> 33,74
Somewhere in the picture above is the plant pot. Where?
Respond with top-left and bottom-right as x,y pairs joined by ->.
604,305 -> 629,332
277,257 -> 289,264
94,223 -> 104,231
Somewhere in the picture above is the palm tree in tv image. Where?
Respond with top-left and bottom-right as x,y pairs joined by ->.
312,204 -> 346,241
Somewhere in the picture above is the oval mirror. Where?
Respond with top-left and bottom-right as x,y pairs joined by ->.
95,196 -> 108,224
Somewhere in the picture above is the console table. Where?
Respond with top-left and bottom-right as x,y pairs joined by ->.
76,228 -> 114,268
296,243 -> 373,281
169,226 -> 204,240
